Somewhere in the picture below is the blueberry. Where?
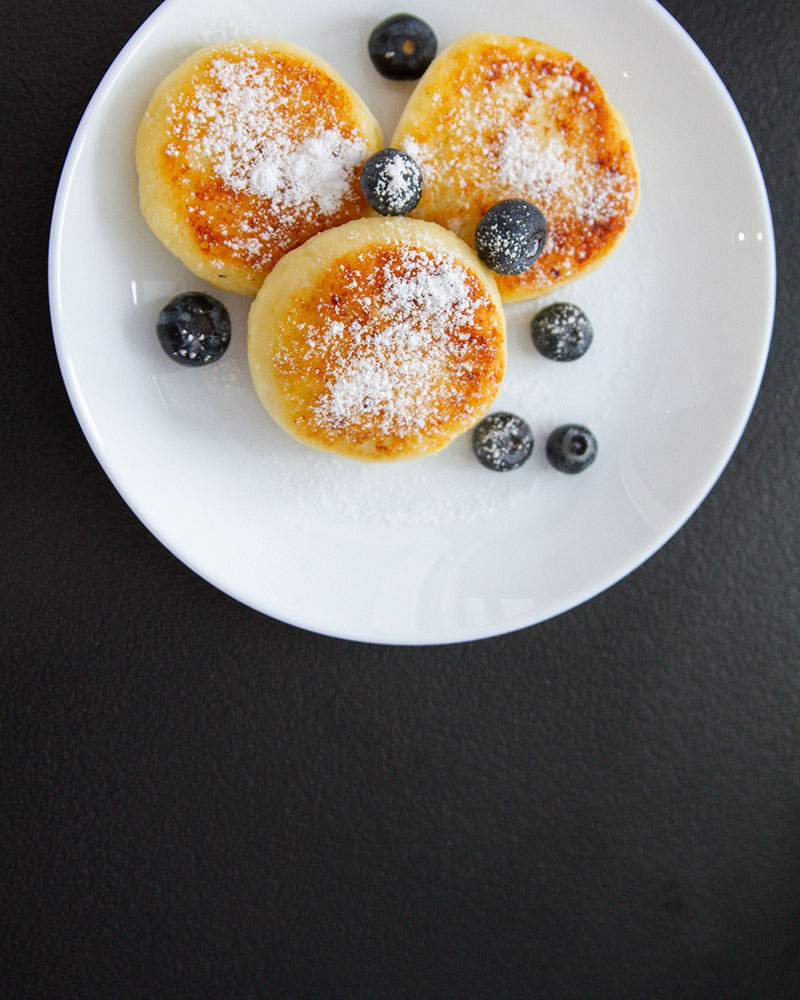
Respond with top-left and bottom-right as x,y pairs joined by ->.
360,148 -> 423,215
472,412 -> 534,471
368,13 -> 437,80
531,303 -> 593,361
474,199 -> 548,275
546,424 -> 598,474
156,292 -> 231,366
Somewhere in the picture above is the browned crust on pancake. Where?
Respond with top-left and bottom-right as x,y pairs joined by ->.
392,33 -> 640,300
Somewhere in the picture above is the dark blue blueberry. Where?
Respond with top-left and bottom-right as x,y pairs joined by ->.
368,13 -> 437,80
474,199 -> 547,275
360,148 -> 423,215
472,412 -> 534,471
531,303 -> 593,361
546,424 -> 598,473
156,292 -> 231,366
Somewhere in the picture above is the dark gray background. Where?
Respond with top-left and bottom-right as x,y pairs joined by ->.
3,0 -> 799,996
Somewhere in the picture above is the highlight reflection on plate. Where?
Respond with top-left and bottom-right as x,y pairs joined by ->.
49,0 -> 775,644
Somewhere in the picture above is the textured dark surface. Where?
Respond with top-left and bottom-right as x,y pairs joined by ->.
3,0 -> 800,996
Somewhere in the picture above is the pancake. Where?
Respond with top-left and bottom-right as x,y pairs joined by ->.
136,39 -> 383,296
247,217 -> 507,462
392,32 -> 640,300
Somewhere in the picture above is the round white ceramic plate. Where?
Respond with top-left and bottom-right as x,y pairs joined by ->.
49,0 -> 775,644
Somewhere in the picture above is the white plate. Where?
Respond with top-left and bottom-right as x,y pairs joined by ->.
49,0 -> 775,644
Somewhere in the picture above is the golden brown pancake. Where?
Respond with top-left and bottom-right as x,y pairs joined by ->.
392,32 -> 640,300
136,39 -> 383,296
247,217 -> 507,462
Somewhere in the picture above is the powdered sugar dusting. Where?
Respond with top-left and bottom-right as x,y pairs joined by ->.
180,49 -> 366,211
382,248 -> 474,317
496,121 -> 633,231
272,244 -> 503,447
308,248 -> 482,438
164,44 -> 368,268
246,129 -> 364,213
